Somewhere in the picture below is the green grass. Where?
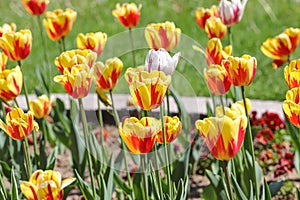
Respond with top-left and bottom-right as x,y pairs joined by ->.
0,0 -> 299,100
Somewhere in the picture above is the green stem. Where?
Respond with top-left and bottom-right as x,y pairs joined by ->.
37,15 -> 51,95
22,139 -> 32,179
228,27 -> 233,49
223,161 -> 234,200
128,28 -> 136,67
61,37 -> 66,52
154,144 -> 164,199
109,90 -> 133,192
166,90 -> 170,116
211,94 -> 216,116
219,95 -> 225,115
241,86 -> 259,200
97,97 -> 107,164
160,104 -> 172,198
78,98 -> 96,198
141,155 -> 149,200
18,60 -> 39,168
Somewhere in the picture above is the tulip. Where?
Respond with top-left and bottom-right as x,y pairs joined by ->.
125,68 -> 171,110
204,64 -> 232,95
54,64 -> 91,99
118,117 -> 161,154
21,0 -> 49,16
96,88 -> 112,106
91,57 -> 123,91
145,48 -> 180,75
145,21 -> 181,51
0,107 -> 38,140
218,0 -> 248,27
0,66 -> 23,102
195,5 -> 219,29
76,32 -> 107,57
20,169 -> 76,200
195,113 -> 247,160
284,59 -> 300,89
0,29 -> 32,61
43,8 -> 77,41
261,28 -> 300,69
0,23 -> 16,37
204,16 -> 227,40
29,95 -> 52,119
54,49 -> 97,74
224,55 -> 257,86
156,116 -> 182,144
112,3 -> 142,28
283,88 -> 300,128
205,37 -> 231,66
216,98 -> 251,118
0,52 -> 8,72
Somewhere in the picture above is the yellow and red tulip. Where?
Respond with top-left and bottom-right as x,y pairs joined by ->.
76,32 -> 107,57
218,0 -> 248,27
145,48 -> 180,75
20,169 -> 76,200
43,8 -> 77,41
118,117 -> 161,154
156,116 -> 182,144
125,67 -> 171,111
205,37 -> 231,66
224,55 -> 257,86
204,16 -> 227,40
145,21 -> 181,51
0,66 -> 23,102
30,95 -> 52,119
0,29 -> 32,61
0,23 -> 16,37
261,28 -> 300,69
0,52 -> 8,72
54,49 -> 97,74
0,107 -> 38,140
54,64 -> 92,99
112,3 -> 142,28
195,5 -> 219,29
284,59 -> 300,89
216,98 -> 251,118
91,57 -> 123,91
195,112 -> 247,160
283,87 -> 300,128
22,0 -> 49,16
204,64 -> 232,95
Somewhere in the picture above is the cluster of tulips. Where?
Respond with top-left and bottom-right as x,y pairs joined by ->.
0,0 -> 298,199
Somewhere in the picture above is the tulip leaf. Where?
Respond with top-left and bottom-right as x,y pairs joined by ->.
149,168 -> 160,200
113,171 -> 131,195
0,167 -> 7,199
36,67 -> 49,96
104,156 -> 115,200
231,175 -> 247,200
46,147 -> 58,170
285,114 -> 300,151
10,168 -> 18,200
53,98 -> 70,133
297,188 -> 300,200
74,170 -> 94,200
263,179 -> 272,200
133,171 -> 144,200
175,179 -> 184,200
202,184 -> 218,200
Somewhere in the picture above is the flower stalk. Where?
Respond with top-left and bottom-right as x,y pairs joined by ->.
241,86 -> 259,200
141,155 -> 149,200
160,104 -> 172,198
78,98 -> 96,198
128,28 -> 136,67
109,90 -> 133,191
223,161 -> 234,200
22,139 -> 32,179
